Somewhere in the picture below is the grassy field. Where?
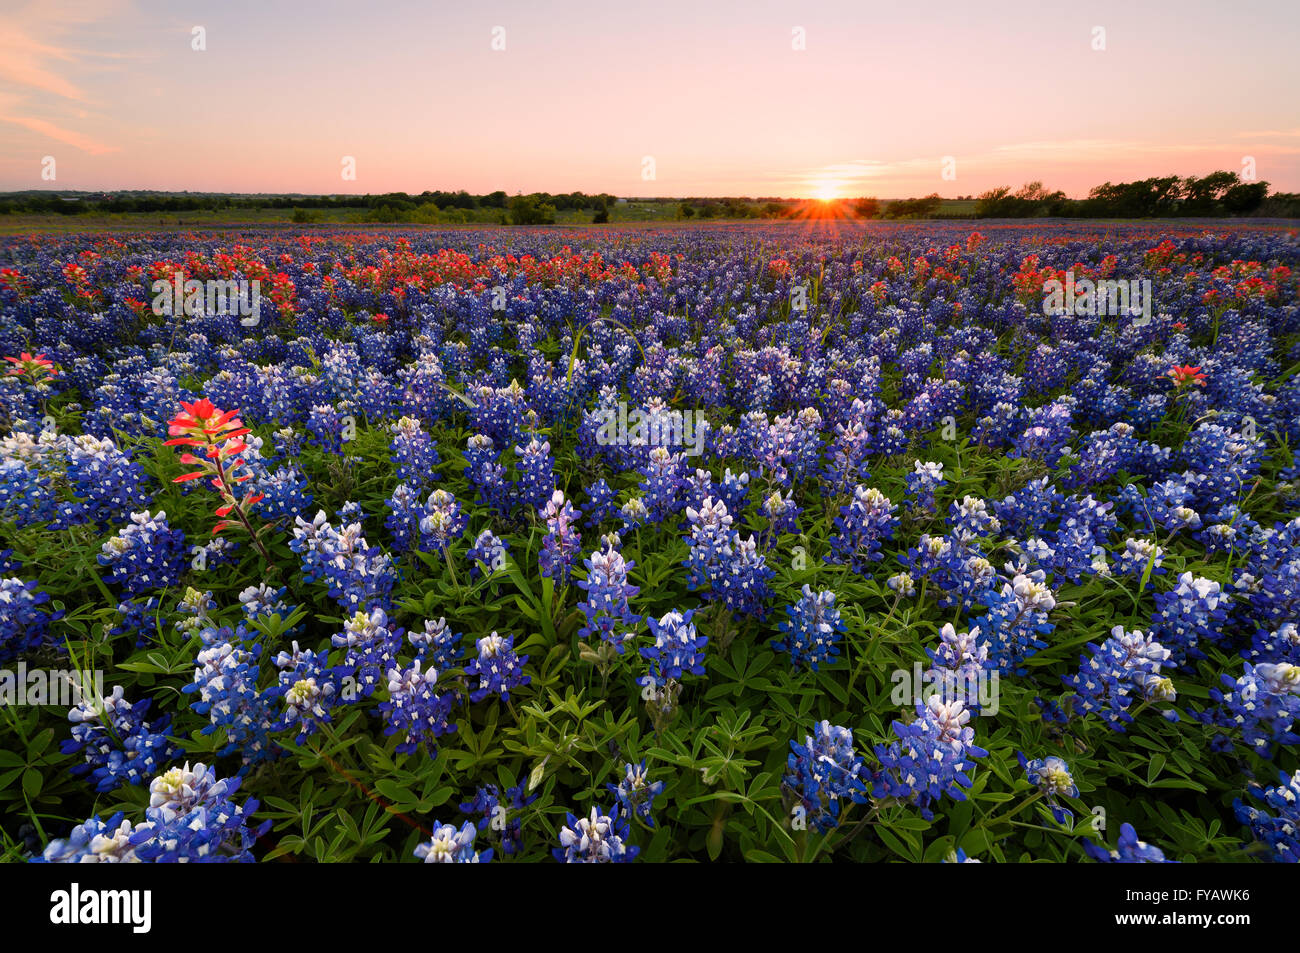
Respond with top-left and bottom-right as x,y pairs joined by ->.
0,200 -> 985,234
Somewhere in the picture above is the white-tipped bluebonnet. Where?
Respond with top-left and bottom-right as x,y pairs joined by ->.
553,806 -> 638,863
378,659 -> 457,757
538,489 -> 582,584
1064,625 -> 1176,731
272,640 -> 343,744
784,721 -> 869,831
185,625 -> 278,765
409,617 -> 463,672
514,437 -> 555,509
290,511 -> 396,613
130,762 -> 269,861
1083,822 -> 1173,863
0,576 -> 59,660
640,609 -> 707,684
37,812 -> 141,863
577,545 -> 640,653
1115,537 -> 1166,578
1018,752 -> 1078,824
460,780 -> 537,856
414,821 -> 490,862
906,460 -> 945,511
826,485 -> 898,573
238,583 -> 293,622
331,607 -> 404,698
1201,661 -> 1300,754
465,631 -> 530,703
1235,769 -> 1300,863
419,488 -> 467,553
61,685 -> 178,792
772,585 -> 845,671
1149,571 -> 1228,667
607,759 -> 665,827
467,527 -> 508,579
96,509 -> 186,595
390,415 -> 441,488
874,697 -> 987,820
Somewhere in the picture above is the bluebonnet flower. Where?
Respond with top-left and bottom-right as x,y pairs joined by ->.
641,609 -> 707,684
583,477 -> 616,527
1235,769 -> 1300,863
1149,572 -> 1229,667
784,721 -> 869,832
576,545 -> 640,652
271,640 -> 343,744
185,624 -> 278,765
465,434 -> 510,513
639,446 -> 684,522
874,697 -> 988,819
1018,753 -> 1078,824
331,607 -> 404,698
238,583 -> 293,623
1064,626 -> 1176,731
514,437 -> 556,509
291,512 -> 396,613
906,460 -> 945,511
62,686 -> 178,792
713,534 -> 776,619
772,585 -> 845,671
924,622 -> 994,712
0,577 -> 59,661
390,416 -> 440,488
96,509 -> 187,595
1244,621 -> 1300,667
129,762 -> 269,862
419,489 -> 467,554
620,496 -> 649,530
607,760 -> 665,827
1083,822 -> 1174,863
414,821 -> 490,863
465,631 -> 530,703
948,495 -> 1002,541
466,527 -> 508,579
377,660 -> 457,757
826,485 -> 898,573
976,571 -> 1057,673
538,489 -> 582,584
760,489 -> 801,537
385,482 -> 423,551
1201,662 -> 1300,755
410,617 -> 463,671
683,496 -> 733,592
553,806 -> 638,863
37,812 -> 141,863
460,781 -> 537,855
1115,537 -> 1166,579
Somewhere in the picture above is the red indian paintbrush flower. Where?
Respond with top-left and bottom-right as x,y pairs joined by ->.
4,352 -> 58,382
165,399 -> 272,565
1167,365 -> 1207,388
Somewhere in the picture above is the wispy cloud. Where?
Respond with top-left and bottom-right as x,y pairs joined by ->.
0,0 -> 136,155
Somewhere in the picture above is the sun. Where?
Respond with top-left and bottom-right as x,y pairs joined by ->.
810,181 -> 841,202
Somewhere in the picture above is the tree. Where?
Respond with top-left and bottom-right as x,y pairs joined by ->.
508,193 -> 556,225
1222,181 -> 1269,214
852,197 -> 880,219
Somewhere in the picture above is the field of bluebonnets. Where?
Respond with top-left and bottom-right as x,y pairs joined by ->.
1,221 -> 1299,864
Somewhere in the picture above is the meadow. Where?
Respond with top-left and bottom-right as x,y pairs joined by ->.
1,221 -> 1298,863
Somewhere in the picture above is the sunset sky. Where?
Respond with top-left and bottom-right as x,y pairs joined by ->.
2,0 -> 1298,198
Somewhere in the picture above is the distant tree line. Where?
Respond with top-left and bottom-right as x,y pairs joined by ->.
972,172 -> 1298,218
2,174 -> 1295,221
0,189 -> 617,222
